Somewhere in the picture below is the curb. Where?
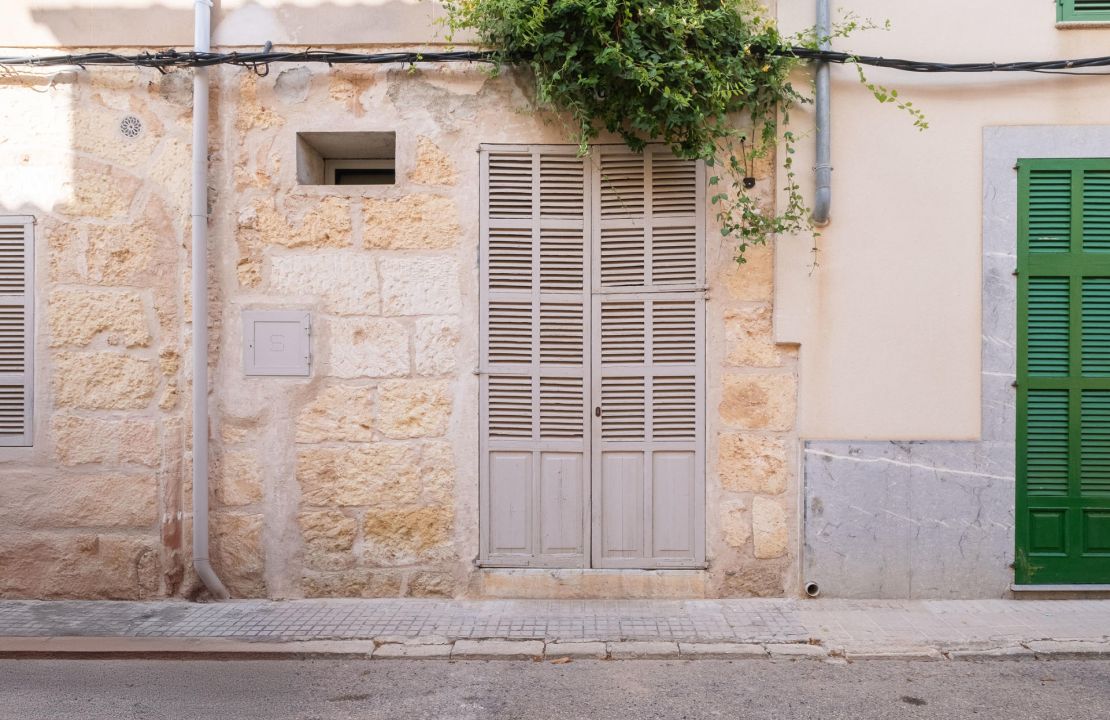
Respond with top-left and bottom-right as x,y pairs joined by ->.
1,637 -> 1108,662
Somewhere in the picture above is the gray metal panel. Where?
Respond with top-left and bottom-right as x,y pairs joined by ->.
0,216 -> 34,448
242,310 -> 312,376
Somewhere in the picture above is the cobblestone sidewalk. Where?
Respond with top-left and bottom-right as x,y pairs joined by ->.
0,598 -> 1108,660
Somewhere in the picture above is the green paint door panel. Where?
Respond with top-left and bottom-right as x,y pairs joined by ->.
1017,158 -> 1110,585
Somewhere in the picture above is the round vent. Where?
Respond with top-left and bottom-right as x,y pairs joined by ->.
119,115 -> 143,139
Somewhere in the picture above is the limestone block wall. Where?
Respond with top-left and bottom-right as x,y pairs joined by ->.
0,66 -> 195,598
0,55 -> 802,599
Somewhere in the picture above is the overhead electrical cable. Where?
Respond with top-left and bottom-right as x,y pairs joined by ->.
3,47 -> 1110,77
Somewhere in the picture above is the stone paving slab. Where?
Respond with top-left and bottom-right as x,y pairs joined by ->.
373,643 -> 452,660
608,641 -> 680,659
678,642 -> 767,659
545,642 -> 607,659
0,598 -> 1107,662
452,639 -> 544,660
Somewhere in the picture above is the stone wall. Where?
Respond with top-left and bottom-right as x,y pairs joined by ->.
0,67 -> 195,598
0,56 -> 801,599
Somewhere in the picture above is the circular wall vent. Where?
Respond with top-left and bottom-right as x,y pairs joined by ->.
119,115 -> 143,139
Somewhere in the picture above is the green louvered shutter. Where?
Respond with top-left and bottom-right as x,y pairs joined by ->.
1017,159 -> 1110,584
1059,0 -> 1110,22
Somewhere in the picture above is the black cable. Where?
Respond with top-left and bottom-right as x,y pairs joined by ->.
0,49 -> 498,70
2,47 -> 1110,76
785,47 -> 1110,74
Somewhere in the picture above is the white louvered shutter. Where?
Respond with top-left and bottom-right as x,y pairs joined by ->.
591,147 -> 705,568
480,146 -> 591,567
0,217 -> 33,447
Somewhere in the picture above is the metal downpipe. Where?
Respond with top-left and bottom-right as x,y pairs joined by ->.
191,0 -> 229,600
812,0 -> 832,227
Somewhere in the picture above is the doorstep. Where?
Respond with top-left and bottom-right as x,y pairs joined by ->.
473,568 -> 709,599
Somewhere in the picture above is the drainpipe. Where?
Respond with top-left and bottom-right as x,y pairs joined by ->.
191,0 -> 229,600
812,0 -> 832,227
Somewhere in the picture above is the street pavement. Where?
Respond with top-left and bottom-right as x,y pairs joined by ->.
0,657 -> 1106,719
1,598 -> 1109,658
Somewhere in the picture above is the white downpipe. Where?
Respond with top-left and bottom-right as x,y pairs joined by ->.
191,0 -> 229,600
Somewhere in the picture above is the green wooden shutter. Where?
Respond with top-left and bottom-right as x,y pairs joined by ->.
1059,0 -> 1110,22
1017,159 -> 1110,584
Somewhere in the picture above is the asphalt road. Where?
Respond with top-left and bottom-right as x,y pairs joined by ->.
0,658 -> 1107,719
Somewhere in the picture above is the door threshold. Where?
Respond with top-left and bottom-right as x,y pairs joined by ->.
1011,584 -> 1110,592
475,568 -> 710,599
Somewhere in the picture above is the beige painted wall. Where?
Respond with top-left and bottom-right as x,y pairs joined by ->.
775,1 -> 1110,440
0,0 -> 451,48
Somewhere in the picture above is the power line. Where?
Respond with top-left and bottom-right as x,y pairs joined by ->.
1,47 -> 1110,77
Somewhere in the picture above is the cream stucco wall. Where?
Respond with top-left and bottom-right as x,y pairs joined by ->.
776,2 -> 1110,440
0,0 -> 451,48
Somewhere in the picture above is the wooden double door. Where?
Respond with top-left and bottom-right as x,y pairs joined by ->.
478,144 -> 706,569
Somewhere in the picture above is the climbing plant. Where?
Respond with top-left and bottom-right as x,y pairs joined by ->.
444,0 -> 917,264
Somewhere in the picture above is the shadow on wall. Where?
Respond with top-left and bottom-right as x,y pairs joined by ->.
26,1 -> 456,48
0,52 -> 201,599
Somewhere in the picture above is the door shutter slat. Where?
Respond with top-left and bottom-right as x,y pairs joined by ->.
488,376 -> 532,438
651,226 -> 698,284
649,150 -> 698,217
539,302 -> 584,365
488,229 -> 532,290
540,228 -> 584,290
1025,388 -> 1070,496
539,377 -> 585,439
539,154 -> 585,217
599,228 -> 646,287
1083,171 -> 1110,252
599,152 -> 645,218
1027,276 -> 1071,376
488,153 -> 533,218
1082,278 -> 1110,376
1027,169 -> 1071,253
1081,390 -> 1110,496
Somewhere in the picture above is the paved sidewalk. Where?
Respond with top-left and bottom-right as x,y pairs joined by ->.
0,598 -> 1108,660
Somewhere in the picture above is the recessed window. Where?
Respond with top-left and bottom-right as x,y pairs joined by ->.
296,131 -> 396,186
1059,0 -> 1110,23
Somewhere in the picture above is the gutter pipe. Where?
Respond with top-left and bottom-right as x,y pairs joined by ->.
812,0 -> 832,227
191,0 -> 229,600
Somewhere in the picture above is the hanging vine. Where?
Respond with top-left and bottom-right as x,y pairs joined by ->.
444,0 -> 920,264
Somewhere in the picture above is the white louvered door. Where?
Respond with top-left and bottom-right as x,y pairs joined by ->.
480,145 -> 704,569
0,217 -> 33,447
480,146 -> 591,567
591,147 -> 705,568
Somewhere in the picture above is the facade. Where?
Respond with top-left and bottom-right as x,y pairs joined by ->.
0,0 -> 1106,600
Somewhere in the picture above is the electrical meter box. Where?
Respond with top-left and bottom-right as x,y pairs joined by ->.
242,310 -> 311,376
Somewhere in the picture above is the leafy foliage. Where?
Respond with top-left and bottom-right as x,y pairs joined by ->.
445,0 -> 814,262
445,1 -> 922,263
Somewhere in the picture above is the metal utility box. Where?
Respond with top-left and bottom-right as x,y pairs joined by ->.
242,310 -> 311,376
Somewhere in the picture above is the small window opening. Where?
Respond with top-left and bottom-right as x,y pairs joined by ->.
296,131 -> 396,186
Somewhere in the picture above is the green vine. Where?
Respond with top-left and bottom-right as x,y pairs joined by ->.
444,0 -> 921,264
